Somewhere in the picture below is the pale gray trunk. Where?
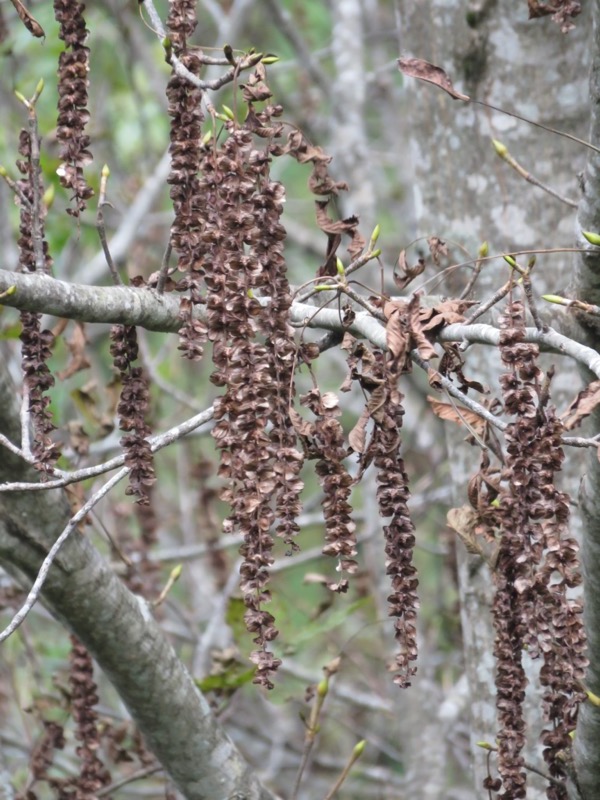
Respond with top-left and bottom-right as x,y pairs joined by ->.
399,1 -> 591,795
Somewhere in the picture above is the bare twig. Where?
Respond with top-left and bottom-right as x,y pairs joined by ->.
492,139 -> 578,208
156,241 -> 172,295
96,165 -> 122,285
0,404 -> 215,492
0,466 -> 126,643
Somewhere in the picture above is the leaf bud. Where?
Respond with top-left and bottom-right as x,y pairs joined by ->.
42,184 -> 55,209
353,740 -> 366,757
492,139 -> 507,157
583,230 -> 600,246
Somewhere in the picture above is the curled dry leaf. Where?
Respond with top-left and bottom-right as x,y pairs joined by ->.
427,396 -> 487,437
447,507 -> 499,569
528,0 -> 581,31
397,57 -> 471,102
315,201 -> 366,265
394,250 -> 426,290
349,406 -> 370,453
57,322 -> 90,381
419,300 -> 473,333
383,296 -> 438,368
561,379 -> 600,430
427,236 -> 449,266
10,0 -> 44,37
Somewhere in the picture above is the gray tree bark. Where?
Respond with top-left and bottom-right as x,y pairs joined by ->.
0,368 -> 277,800
572,2 -> 600,797
399,0 -> 592,796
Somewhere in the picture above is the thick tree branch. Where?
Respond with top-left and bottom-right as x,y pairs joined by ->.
0,369 -> 276,800
2,270 -> 600,379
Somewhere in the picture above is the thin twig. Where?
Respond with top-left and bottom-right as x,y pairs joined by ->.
0,404 -> 215,492
96,165 -> 122,285
96,765 -> 163,797
156,241 -> 172,295
0,466 -> 127,643
411,350 -> 508,436
464,279 -> 512,326
493,140 -> 579,208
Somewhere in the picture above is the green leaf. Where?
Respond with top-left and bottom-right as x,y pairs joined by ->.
195,667 -> 255,693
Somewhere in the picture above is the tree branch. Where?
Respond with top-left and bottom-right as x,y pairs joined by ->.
0,368 -> 276,800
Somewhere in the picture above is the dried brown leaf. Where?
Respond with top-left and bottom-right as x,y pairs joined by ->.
289,406 -> 313,437
427,236 -> 449,266
315,201 -> 365,264
397,57 -> 470,102
561,380 -> 600,430
393,250 -> 425,290
447,506 -> 482,556
420,300 -> 472,333
427,396 -> 486,436
57,322 -> 90,380
383,301 -> 410,368
408,295 -> 438,362
349,406 -> 370,453
10,0 -> 44,37
527,0 -> 555,18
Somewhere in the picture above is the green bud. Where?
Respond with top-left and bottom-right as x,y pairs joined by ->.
317,678 -> 329,698
476,741 -> 493,750
170,564 -> 183,580
314,284 -> 335,291
14,90 -> 29,108
583,230 -> 600,246
370,224 -> 380,245
215,113 -> 230,123
247,289 -> 255,299
586,689 -> 600,707
222,104 -> 235,121
42,184 -> 55,209
102,164 -> 110,179
353,740 -> 366,757
261,55 -> 280,65
201,131 -> 213,145
503,254 -> 517,267
336,258 -> 345,277
0,165 -> 8,177
34,78 -> 44,99
527,255 -> 536,269
492,139 -> 507,157
478,241 -> 488,258
371,248 -> 382,259
542,294 -> 568,305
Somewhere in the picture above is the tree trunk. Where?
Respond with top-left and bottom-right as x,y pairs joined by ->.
0,369 -> 277,800
399,1 -> 591,794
